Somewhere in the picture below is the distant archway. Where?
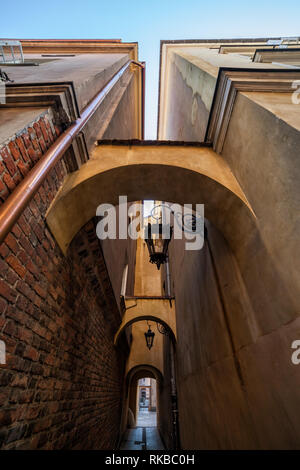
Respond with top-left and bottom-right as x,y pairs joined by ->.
122,365 -> 164,434
114,297 -> 176,345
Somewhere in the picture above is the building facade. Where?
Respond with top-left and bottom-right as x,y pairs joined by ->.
0,37 -> 299,450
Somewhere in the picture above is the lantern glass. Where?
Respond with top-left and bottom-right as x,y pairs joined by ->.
144,326 -> 155,350
144,222 -> 173,270
153,237 -> 164,254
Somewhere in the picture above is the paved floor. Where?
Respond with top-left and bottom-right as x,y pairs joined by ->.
137,409 -> 157,427
120,410 -> 164,450
120,427 -> 164,450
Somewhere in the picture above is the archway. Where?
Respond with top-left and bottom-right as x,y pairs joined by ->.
120,365 -> 165,450
46,142 -> 256,255
114,299 -> 177,346
47,143 -> 283,450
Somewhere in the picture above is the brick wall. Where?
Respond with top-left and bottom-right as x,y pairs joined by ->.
0,114 -> 60,203
0,123 -> 126,449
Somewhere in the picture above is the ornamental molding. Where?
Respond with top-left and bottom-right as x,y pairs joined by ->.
206,68 -> 300,153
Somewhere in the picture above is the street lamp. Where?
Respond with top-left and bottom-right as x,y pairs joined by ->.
144,222 -> 173,270
144,322 -> 155,350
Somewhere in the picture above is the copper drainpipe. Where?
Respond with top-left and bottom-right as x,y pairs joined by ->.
136,60 -> 145,140
0,59 -> 145,245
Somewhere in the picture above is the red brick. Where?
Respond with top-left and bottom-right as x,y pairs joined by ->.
16,294 -> 28,311
2,152 -> 17,176
0,215 -> 124,450
45,354 -> 55,366
0,146 -> 11,162
5,268 -> 19,287
0,391 -> 7,406
0,178 -> 7,193
15,137 -> 28,161
33,122 -> 42,138
17,248 -> 29,266
0,181 -> 9,201
12,172 -> 22,185
38,138 -> 47,153
16,280 -> 35,302
54,125 -> 61,137
18,215 -> 31,236
10,374 -> 28,389
27,146 -> 39,162
27,127 -> 36,140
31,139 -> 42,155
6,254 -> 26,279
29,200 -> 40,219
2,172 -> 16,191
17,327 -> 32,344
33,223 -> 44,243
33,416 -> 52,433
7,306 -> 28,326
23,346 -> 39,362
0,242 -> 10,259
3,319 -> 18,337
18,390 -> 34,403
17,160 -> 29,177
0,409 -> 14,426
0,256 -> 8,274
0,314 -> 6,327
0,304 -> 8,324
11,224 -> 22,238
8,141 -> 21,160
33,295 -> 42,308
5,233 -> 19,255
25,259 -> 39,278
0,279 -> 17,302
40,120 -> 50,143
21,132 -> 32,149
25,406 -> 40,420
33,283 -> 47,299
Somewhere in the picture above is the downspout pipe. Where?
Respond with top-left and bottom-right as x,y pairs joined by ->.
0,59 -> 144,245
132,60 -> 145,140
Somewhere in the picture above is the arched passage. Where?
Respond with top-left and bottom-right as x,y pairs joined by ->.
114,298 -> 176,345
121,365 -> 164,441
45,142 -> 259,450
46,143 -> 256,254
45,143 -> 291,451
126,364 -> 163,386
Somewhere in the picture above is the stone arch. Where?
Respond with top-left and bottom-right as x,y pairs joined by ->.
114,298 -> 176,345
46,143 -> 256,255
122,364 -> 163,432
126,364 -> 163,389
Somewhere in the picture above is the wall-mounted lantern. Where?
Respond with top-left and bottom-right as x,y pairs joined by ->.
144,322 -> 155,350
144,222 -> 173,270
144,321 -> 172,350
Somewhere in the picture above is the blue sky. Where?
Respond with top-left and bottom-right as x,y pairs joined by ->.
1,0 -> 299,137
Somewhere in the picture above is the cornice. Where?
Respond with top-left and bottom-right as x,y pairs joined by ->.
206,68 -> 300,153
17,39 -> 138,61
3,82 -> 79,124
2,81 -> 89,165
253,48 -> 300,64
157,38 -> 300,139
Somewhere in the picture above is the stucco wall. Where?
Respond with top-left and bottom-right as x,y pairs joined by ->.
222,92 -> 300,330
164,54 -> 216,141
158,48 -> 300,448
169,220 -> 300,449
